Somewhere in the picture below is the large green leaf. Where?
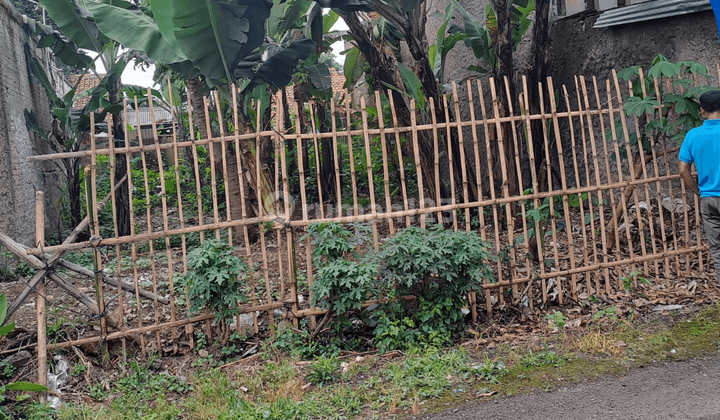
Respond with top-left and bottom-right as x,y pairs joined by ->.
398,62 -> 426,109
307,63 -> 332,90
38,0 -> 109,52
150,0 -> 189,62
171,0 -> 273,87
86,1 -> 185,64
0,293 -> 7,326
82,57 -> 129,114
24,44 -> 62,108
25,18 -> 94,69
242,39 -> 316,91
276,0 -> 313,36
342,46 -> 364,89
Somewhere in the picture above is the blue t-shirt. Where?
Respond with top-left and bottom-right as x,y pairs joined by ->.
679,119 -> 720,198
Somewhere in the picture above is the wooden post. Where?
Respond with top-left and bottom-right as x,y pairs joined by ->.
35,191 -> 47,402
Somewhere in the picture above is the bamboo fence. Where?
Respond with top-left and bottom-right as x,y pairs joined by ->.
12,68 -> 718,364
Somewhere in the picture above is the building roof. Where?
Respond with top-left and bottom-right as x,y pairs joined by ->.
125,106 -> 174,127
67,74 -> 102,109
593,0 -> 712,28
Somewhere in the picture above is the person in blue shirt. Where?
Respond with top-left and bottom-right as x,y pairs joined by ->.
679,90 -> 720,284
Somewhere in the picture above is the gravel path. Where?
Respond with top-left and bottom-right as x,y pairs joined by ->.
422,353 -> 720,420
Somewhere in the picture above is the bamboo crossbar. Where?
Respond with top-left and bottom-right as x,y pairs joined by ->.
24,71 -> 714,354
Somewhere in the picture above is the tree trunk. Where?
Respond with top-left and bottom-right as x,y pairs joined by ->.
527,0 -> 552,191
341,11 -> 449,208
316,102 -> 337,202
109,81 -> 131,237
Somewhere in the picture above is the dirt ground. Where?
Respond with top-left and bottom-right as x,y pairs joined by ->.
420,353 -> 720,420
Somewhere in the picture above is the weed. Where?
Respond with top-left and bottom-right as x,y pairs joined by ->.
521,350 -> 566,368
468,359 -> 508,383
545,311 -> 568,329
593,306 -> 618,321
621,271 -> 652,291
306,356 -> 341,386
71,363 -> 87,377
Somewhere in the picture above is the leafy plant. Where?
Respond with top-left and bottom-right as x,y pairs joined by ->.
545,311 -> 568,329
621,271 -> 652,292
521,350 -> 566,368
178,238 -> 249,344
0,294 -> 49,420
305,356 -> 340,386
593,306 -> 618,321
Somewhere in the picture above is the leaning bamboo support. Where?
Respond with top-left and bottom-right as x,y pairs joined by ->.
331,96 -> 343,214
308,104 -> 326,219
410,100 -> 426,229
467,80 -> 487,242
109,106 -> 127,359
344,90 -> 360,219
428,97 -> 442,226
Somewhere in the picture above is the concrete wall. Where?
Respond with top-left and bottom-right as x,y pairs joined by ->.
547,9 -> 720,89
0,0 -> 66,246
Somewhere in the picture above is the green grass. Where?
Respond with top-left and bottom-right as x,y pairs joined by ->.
16,302 -> 720,420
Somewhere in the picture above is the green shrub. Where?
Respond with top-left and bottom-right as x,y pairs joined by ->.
177,239 -> 249,320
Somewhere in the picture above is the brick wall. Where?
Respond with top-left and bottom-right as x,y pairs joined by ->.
0,0 -> 65,246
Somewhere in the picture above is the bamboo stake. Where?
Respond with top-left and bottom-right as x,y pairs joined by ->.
547,77 -> 576,301
88,114 -> 109,362
563,83 -> 591,297
110,106 -> 127,360
202,96 -> 221,240
148,91 -> 178,348
467,80 -> 487,241
344,90 -> 360,219
308,104 -> 325,218
537,80 -> 561,303
489,78 -> 517,304
331,96 -> 343,215
477,80 -> 502,313
233,87 -> 259,335
360,96 -> 380,249
410,99 -> 426,228
429,96 -> 442,226
451,82 -> 471,231
443,94 -> 458,231
376,91 -> 396,235
584,77 -> 612,295
35,191 -> 47,401
133,97 -> 163,350
212,91 -> 234,243
187,90 -> 205,243
387,90 -> 411,227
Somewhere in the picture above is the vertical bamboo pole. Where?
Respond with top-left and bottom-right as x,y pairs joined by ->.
467,80 -> 487,241
212,91 -> 234,244
547,77 -> 577,301
451,82 -> 471,231
148,91 -> 178,347
376,91 -> 396,235
344,90 -> 360,219
489,78 -> 517,303
133,97 -> 164,349
477,80 -> 503,313
88,113 -> 109,362
35,191 -> 47,401
520,76 -> 543,308
428,96 -> 442,226
108,107 -> 127,360
308,105 -> 325,218
653,77 -> 682,274
537,81 -> 562,303
360,96 -> 380,248
331,96 -> 343,215
203,96 -> 222,240
563,84 -> 591,297
387,90 -> 411,227
232,87 -> 259,334
584,77 -> 612,295
169,82 -> 193,345
187,92 -> 205,243
126,99 -> 146,355
443,95 -> 458,231
605,79 -> 637,287
410,99 -> 426,228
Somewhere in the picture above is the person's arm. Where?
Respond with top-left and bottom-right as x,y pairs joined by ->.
679,161 -> 700,196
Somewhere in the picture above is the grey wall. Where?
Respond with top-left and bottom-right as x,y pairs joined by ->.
0,0 -> 65,246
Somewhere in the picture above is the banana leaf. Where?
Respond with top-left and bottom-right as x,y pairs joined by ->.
241,39 -> 316,92
38,0 -> 110,52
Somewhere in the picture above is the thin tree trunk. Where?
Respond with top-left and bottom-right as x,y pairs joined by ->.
527,0 -> 552,191
109,81 -> 131,237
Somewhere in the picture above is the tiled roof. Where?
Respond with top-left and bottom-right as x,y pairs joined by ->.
67,74 -> 102,109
